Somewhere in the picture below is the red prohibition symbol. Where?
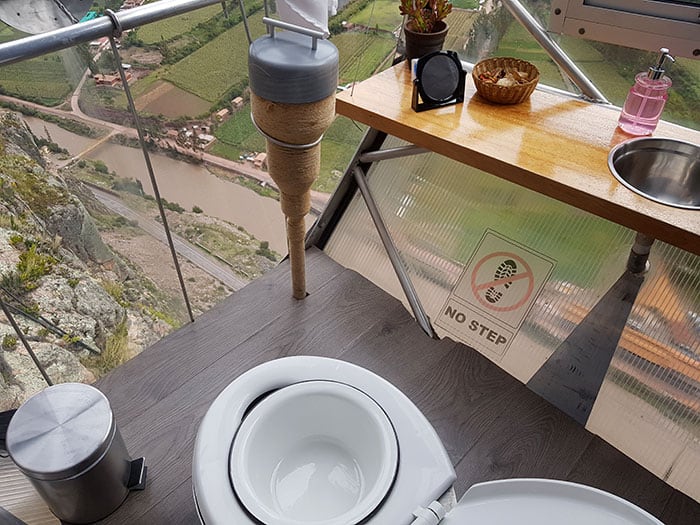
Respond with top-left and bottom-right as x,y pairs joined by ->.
470,251 -> 534,312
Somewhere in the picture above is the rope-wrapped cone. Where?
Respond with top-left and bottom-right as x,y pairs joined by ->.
251,92 -> 336,299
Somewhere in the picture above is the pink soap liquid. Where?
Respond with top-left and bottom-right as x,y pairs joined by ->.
618,73 -> 671,136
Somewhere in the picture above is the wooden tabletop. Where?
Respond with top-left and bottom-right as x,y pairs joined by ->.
335,65 -> 699,256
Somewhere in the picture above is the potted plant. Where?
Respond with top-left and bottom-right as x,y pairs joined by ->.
399,0 -> 452,63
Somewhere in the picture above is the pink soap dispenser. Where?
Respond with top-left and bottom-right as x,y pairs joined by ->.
618,48 -> 674,136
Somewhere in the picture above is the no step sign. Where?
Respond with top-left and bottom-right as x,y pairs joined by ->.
436,230 -> 555,358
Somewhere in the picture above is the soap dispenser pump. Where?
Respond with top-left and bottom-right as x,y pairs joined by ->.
618,48 -> 674,136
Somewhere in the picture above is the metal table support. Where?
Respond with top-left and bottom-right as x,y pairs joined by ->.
308,130 -> 436,339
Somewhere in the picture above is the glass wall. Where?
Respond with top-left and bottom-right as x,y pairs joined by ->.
0,0 -> 696,407
324,136 -> 700,500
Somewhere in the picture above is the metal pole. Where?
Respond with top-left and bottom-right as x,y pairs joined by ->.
501,0 -> 609,104
353,166 -> 437,339
0,296 -> 52,386
0,0 -> 222,66
238,0 -> 253,45
359,145 -> 429,163
104,10 -> 195,323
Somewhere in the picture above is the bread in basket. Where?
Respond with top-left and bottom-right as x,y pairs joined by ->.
472,57 -> 539,104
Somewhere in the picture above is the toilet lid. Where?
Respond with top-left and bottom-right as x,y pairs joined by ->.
229,381 -> 399,525
442,479 -> 663,524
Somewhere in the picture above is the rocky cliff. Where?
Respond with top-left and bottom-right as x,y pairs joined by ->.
0,112 -> 169,410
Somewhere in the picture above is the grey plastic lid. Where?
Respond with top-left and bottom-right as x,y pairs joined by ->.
7,383 -> 115,481
249,31 -> 339,104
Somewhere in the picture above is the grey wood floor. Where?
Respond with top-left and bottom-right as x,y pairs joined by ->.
77,248 -> 699,524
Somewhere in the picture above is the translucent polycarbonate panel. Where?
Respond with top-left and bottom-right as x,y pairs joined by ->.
324,135 -> 699,500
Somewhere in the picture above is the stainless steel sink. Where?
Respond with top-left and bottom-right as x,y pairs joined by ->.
608,137 -> 699,210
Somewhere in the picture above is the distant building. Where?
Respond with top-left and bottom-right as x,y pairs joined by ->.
253,152 -> 267,170
121,0 -> 145,9
214,108 -> 230,122
197,134 -> 216,149
89,36 -> 109,48
94,70 -> 132,86
231,97 -> 244,110
166,129 -> 179,139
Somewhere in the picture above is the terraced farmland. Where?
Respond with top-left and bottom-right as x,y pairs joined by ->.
161,13 -> 267,103
0,54 -> 72,105
332,31 -> 397,84
136,4 -> 222,44
346,0 -> 402,32
444,9 -> 479,54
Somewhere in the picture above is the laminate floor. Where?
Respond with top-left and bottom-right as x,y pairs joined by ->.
5,248 -> 696,524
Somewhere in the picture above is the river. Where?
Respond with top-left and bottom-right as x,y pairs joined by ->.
25,117 -> 306,254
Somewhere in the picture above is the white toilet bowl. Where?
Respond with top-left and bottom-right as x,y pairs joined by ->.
193,356 -> 454,525
230,380 -> 398,525
192,356 -> 664,525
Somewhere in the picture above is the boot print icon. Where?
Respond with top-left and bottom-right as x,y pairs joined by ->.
485,259 -> 518,304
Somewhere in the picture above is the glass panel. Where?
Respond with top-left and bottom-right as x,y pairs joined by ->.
325,136 -> 700,500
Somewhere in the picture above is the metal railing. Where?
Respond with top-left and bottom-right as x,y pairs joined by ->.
0,0 -> 222,66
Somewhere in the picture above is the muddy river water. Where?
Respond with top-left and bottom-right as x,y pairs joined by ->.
25,117 -> 305,254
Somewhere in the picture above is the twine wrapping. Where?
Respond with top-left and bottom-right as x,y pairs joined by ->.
251,92 -> 335,299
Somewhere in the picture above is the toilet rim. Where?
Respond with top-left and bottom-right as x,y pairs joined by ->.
230,380 -> 400,525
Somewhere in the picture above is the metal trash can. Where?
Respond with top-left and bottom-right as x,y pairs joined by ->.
5,383 -> 146,524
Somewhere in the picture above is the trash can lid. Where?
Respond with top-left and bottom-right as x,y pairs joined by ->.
249,30 -> 338,104
7,383 -> 115,481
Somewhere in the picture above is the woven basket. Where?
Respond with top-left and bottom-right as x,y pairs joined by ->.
472,57 -> 539,104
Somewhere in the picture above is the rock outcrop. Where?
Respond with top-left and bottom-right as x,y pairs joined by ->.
0,112 -> 168,409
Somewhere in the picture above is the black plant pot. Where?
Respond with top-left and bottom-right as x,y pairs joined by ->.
404,20 -> 449,66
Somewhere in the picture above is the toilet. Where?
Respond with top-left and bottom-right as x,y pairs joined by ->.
192,356 -> 663,525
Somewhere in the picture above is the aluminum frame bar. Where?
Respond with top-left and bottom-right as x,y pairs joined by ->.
359,145 -> 429,163
0,0 -> 222,66
352,166 -> 437,339
501,0 -> 609,104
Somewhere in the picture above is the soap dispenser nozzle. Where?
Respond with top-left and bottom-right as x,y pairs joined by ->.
648,48 -> 675,80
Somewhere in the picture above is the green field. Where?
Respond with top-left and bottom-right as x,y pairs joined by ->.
318,116 -> 367,192
214,104 -> 264,154
494,21 -> 568,90
137,4 -> 222,44
332,32 -> 397,84
444,9 -> 479,53
213,108 -> 365,193
452,0 -> 480,8
347,0 -> 478,32
0,24 -> 74,105
0,54 -> 73,105
161,13 -> 267,103
346,0 -> 403,32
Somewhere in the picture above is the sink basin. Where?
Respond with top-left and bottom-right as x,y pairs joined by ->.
608,137 -> 699,210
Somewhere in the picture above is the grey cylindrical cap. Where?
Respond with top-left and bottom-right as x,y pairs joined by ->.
249,31 -> 338,104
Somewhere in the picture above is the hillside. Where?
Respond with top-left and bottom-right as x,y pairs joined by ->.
0,111 -> 176,409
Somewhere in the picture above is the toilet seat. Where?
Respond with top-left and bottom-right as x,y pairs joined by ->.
193,357 -> 663,525
440,478 -> 664,525
193,356 -> 455,525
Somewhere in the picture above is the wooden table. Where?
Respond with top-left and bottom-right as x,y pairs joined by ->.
335,65 -> 699,255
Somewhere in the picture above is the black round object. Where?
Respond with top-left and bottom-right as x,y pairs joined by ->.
411,50 -> 466,112
421,53 -> 462,102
